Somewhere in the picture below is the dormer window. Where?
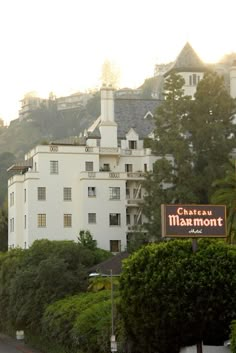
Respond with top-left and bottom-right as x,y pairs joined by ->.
129,140 -> 137,150
189,74 -> 201,86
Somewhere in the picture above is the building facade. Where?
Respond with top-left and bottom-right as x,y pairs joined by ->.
8,87 -> 159,251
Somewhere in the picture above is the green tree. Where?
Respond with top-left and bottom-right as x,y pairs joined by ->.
119,240 -> 236,353
142,72 -> 196,238
142,71 -> 236,239
187,71 -> 236,203
0,199 -> 8,252
77,230 -> 97,250
5,240 -> 91,333
211,160 -> 236,243
0,152 -> 15,207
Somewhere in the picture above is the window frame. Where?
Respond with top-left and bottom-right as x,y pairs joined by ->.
125,164 -> 133,172
63,187 -> 72,201
88,187 -> 96,197
38,187 -> 46,201
110,240 -> 121,252
88,213 -> 96,224
50,160 -> 59,174
109,187 -> 120,200
38,214 -> 46,228
64,214 -> 72,228
109,213 -> 121,226
85,161 -> 94,172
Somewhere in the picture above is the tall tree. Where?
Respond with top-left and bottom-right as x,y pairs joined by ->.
142,71 -> 236,239
211,160 -> 236,243
187,71 -> 236,202
0,199 -> 8,252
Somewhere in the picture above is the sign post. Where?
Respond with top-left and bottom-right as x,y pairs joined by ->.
161,204 -> 227,353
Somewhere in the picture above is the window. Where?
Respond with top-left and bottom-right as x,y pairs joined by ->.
189,75 -> 192,86
50,160 -> 59,174
109,187 -> 120,200
128,140 -> 137,150
88,187 -> 96,197
10,218 -> 14,232
101,163 -> 110,171
38,187 -> 46,200
126,214 -> 131,225
126,188 -> 130,199
125,164 -> 133,172
109,213 -> 121,226
10,192 -> 14,206
38,214 -> 46,227
85,161 -> 93,171
64,187 -> 72,201
144,163 -> 147,172
88,213 -> 96,224
64,214 -> 72,227
110,240 -> 121,252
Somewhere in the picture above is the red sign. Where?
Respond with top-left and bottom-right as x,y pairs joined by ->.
161,204 -> 227,238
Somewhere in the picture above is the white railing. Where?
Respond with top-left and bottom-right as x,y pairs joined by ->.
99,147 -> 119,154
127,172 -> 145,178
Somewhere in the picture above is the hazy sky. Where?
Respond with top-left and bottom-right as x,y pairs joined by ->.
1,0 -> 236,123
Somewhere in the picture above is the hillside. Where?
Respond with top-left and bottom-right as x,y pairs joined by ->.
0,92 -> 101,206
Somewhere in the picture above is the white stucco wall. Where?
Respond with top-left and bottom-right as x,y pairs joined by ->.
8,143 -> 156,251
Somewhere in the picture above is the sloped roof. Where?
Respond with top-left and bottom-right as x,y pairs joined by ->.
89,98 -> 161,139
165,42 -> 206,76
50,136 -> 86,145
88,251 -> 130,276
7,159 -> 33,172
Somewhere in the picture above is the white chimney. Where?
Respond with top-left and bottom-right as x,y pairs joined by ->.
99,85 -> 117,148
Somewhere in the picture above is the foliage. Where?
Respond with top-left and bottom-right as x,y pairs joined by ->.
42,290 -> 123,353
0,152 -> 16,207
0,248 -> 25,332
0,198 -> 8,252
140,77 -> 156,99
142,71 -> 236,238
78,229 -> 97,250
119,239 -> 236,353
231,320 -> 236,353
211,159 -> 236,243
0,239 -> 104,334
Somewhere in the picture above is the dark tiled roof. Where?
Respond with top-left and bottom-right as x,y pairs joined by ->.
88,251 -> 130,276
50,136 -> 86,145
90,98 -> 161,139
165,42 -> 206,76
115,98 -> 160,138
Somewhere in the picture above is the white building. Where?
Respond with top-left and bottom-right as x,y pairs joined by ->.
8,87 -> 159,251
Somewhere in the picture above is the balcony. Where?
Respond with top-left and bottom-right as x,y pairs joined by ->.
126,198 -> 143,207
127,172 -> 145,179
8,171 -> 39,186
80,171 -> 124,180
99,147 -> 119,155
126,224 -> 145,233
80,171 -> 145,181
